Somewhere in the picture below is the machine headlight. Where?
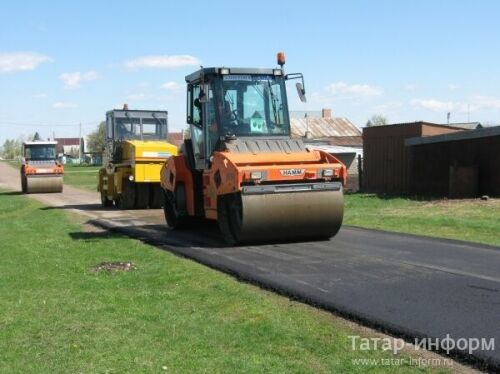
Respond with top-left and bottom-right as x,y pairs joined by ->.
322,169 -> 334,177
129,175 -> 135,181
250,171 -> 262,180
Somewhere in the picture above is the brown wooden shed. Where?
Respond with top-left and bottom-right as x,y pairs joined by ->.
406,126 -> 500,197
362,122 -> 464,194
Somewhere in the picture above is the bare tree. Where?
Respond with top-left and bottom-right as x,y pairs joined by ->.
366,114 -> 388,127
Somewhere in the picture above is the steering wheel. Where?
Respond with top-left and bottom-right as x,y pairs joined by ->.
230,109 -> 241,126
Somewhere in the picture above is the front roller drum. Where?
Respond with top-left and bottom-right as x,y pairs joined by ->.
25,175 -> 63,193
218,187 -> 344,245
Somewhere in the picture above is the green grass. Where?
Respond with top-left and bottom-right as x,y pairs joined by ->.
0,191 -> 446,373
344,193 -> 500,246
62,164 -> 100,191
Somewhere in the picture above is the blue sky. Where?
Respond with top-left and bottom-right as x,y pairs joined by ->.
1,0 -> 500,144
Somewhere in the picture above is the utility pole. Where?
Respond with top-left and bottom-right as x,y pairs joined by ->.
79,122 -> 82,164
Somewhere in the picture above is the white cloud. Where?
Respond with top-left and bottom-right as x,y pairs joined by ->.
52,102 -> 77,109
448,83 -> 460,91
404,84 -> 418,92
33,93 -> 48,99
59,71 -> 99,89
326,82 -> 382,97
125,55 -> 201,70
161,81 -> 180,90
126,93 -> 149,101
411,95 -> 500,114
0,52 -> 52,73
470,95 -> 500,110
411,99 -> 457,112
374,101 -> 403,112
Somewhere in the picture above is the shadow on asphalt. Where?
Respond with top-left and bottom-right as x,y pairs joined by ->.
69,231 -> 125,241
94,222 -> 228,249
90,220 -> 332,250
0,191 -> 23,196
40,203 -> 113,211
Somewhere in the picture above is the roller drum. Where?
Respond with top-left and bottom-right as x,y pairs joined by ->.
26,175 -> 63,193
219,186 -> 343,244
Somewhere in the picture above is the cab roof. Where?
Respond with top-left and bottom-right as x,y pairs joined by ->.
185,67 -> 284,83
106,109 -> 168,119
23,141 -> 57,145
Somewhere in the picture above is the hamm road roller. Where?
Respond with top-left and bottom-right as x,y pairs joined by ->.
21,141 -> 64,193
98,106 -> 178,209
160,53 -> 346,244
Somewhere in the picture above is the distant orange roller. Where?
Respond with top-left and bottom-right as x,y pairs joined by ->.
21,141 -> 64,193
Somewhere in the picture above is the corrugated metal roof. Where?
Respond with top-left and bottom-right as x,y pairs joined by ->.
307,144 -> 363,155
444,122 -> 482,130
291,117 -> 361,138
364,121 -> 473,132
406,125 -> 500,146
328,136 -> 363,147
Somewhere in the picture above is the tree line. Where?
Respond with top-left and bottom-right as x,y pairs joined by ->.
0,132 -> 42,160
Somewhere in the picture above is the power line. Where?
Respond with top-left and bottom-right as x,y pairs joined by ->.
0,121 -> 99,127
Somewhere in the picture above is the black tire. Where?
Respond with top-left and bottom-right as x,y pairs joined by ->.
21,172 -> 27,194
135,183 -> 150,209
115,179 -> 135,209
100,189 -> 113,207
149,184 -> 164,209
163,185 -> 190,229
217,193 -> 243,245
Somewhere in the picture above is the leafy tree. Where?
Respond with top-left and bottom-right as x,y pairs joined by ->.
87,121 -> 106,152
366,114 -> 388,127
1,137 -> 23,159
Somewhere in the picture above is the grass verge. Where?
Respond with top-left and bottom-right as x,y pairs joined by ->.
344,193 -> 500,246
0,190 -> 448,373
62,164 -> 100,191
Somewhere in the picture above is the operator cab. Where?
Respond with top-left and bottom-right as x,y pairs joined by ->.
105,107 -> 168,142
104,107 -> 169,163
186,59 -> 306,170
23,141 -> 58,162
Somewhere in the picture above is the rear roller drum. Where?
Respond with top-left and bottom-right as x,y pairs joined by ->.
115,179 -> 135,209
149,184 -> 164,209
101,189 -> 113,207
135,183 -> 150,209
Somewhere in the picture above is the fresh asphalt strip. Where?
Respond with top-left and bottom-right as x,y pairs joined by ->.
89,217 -> 500,372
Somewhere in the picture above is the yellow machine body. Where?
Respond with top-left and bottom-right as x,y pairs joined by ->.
97,109 -> 178,209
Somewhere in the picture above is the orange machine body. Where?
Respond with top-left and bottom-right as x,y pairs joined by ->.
161,147 -> 346,221
22,161 -> 64,176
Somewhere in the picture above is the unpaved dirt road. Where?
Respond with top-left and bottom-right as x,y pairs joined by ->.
1,161 -> 499,370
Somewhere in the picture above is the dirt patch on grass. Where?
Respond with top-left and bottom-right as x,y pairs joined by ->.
92,262 -> 136,272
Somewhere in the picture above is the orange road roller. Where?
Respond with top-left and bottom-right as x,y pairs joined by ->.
160,53 -> 346,244
21,141 -> 64,193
